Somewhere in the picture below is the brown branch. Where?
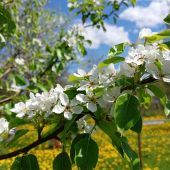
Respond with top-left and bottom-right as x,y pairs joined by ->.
0,114 -> 84,160
0,67 -> 13,80
0,91 -> 20,104
0,125 -> 64,160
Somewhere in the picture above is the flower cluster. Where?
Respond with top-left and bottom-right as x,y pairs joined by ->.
125,28 -> 170,82
9,28 -> 170,135
10,84 -> 83,120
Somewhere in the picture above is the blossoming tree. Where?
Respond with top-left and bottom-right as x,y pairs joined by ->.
0,0 -> 170,170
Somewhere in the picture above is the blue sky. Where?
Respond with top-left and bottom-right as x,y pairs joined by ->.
47,0 -> 170,71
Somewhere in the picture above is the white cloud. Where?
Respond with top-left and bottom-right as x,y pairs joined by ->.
120,0 -> 170,28
83,23 -> 129,49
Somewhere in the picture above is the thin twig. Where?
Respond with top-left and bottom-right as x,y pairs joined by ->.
0,91 -> 20,104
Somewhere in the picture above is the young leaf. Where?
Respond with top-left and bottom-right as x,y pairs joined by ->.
74,136 -> 98,170
53,152 -> 71,170
98,56 -> 125,68
145,30 -> 170,42
164,13 -> 170,25
68,74 -> 83,82
108,43 -> 128,58
130,0 -> 136,6
15,75 -> 27,86
114,93 -> 140,130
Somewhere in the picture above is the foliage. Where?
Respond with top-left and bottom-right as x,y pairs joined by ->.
0,1 -> 170,170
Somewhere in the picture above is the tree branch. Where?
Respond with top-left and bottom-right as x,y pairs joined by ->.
0,114 -> 84,160
0,91 -> 20,104
0,125 -> 64,160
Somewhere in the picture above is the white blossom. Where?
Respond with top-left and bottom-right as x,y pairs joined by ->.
76,89 -> 104,112
76,116 -> 94,133
126,44 -> 160,66
99,65 -> 117,86
146,59 -> 170,82
0,118 -> 9,135
118,62 -> 135,77
52,97 -> 83,120
15,58 -> 25,65
77,65 -> 99,91
139,28 -> 153,39
10,102 -> 29,118
103,86 -> 121,102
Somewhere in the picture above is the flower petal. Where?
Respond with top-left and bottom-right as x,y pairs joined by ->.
76,94 -> 88,103
64,111 -> 72,120
71,106 -> 83,114
77,69 -> 86,76
59,93 -> 69,106
86,102 -> 97,112
52,102 -> 65,114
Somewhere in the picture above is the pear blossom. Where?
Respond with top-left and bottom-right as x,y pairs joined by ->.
52,97 -> 83,120
125,44 -> 160,66
74,65 -> 98,78
103,86 -> 121,102
162,50 -> 170,60
139,28 -> 153,39
77,65 -> 99,91
118,62 -> 135,77
76,90 -> 104,112
10,102 -> 29,118
0,118 -> 9,135
15,58 -> 25,65
99,65 -> 117,86
146,59 -> 170,82
76,116 -> 94,133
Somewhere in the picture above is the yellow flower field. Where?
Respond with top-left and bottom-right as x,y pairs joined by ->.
0,116 -> 170,170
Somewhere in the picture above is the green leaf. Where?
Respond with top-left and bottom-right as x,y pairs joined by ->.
147,84 -> 165,99
164,100 -> 170,116
70,134 -> 89,164
77,43 -> 87,56
114,93 -> 140,130
98,56 -> 125,68
146,30 -> 170,42
130,0 -> 137,6
64,87 -> 78,100
9,117 -> 28,129
138,89 -> 152,109
108,43 -> 128,58
97,119 -> 124,156
11,157 -> 22,170
74,136 -> 98,170
15,75 -> 27,86
11,154 -> 39,170
68,74 -> 83,82
53,152 -> 71,170
122,141 -> 140,170
164,13 -> 170,25
7,129 -> 29,146
36,83 -> 48,92
130,116 -> 142,134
